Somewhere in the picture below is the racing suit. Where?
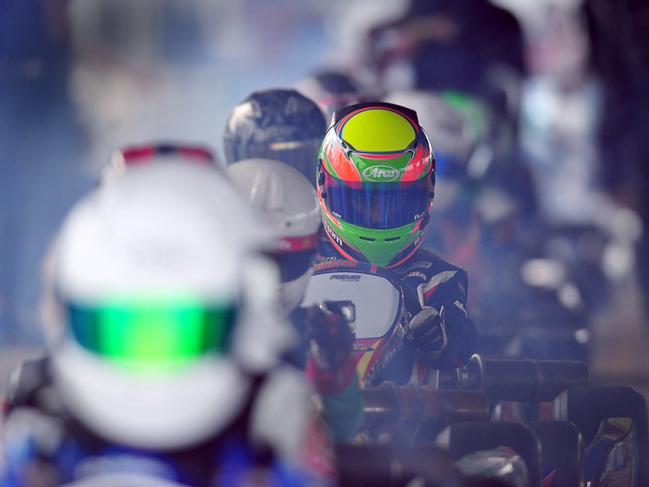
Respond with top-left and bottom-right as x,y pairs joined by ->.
0,367 -> 332,487
316,234 -> 478,385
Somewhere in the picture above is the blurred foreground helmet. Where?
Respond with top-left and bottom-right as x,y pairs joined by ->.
317,102 -> 435,267
296,70 -> 363,123
226,159 -> 321,312
223,89 -> 327,183
45,161 -> 290,450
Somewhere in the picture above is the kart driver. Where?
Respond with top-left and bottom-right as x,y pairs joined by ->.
315,102 -> 478,383
1,161 -> 330,486
226,157 -> 364,442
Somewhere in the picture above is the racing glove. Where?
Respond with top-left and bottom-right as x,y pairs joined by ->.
407,306 -> 448,360
307,302 -> 355,371
304,302 -> 364,441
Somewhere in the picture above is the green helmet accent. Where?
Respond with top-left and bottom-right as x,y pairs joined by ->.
441,90 -> 490,140
67,298 -> 236,371
322,207 -> 421,267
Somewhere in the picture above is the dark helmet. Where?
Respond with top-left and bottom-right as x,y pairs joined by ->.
297,70 -> 362,123
223,89 -> 327,183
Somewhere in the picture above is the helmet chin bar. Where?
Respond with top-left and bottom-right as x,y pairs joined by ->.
280,270 -> 314,312
53,341 -> 251,450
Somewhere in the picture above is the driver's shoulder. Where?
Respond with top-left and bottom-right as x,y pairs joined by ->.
395,247 -> 467,278
6,355 -> 52,413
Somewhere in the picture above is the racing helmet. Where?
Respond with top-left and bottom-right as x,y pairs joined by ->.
226,158 -> 321,312
44,161 -> 290,450
317,102 -> 435,268
385,90 -> 491,210
296,70 -> 363,123
386,90 -> 491,181
223,89 -> 327,183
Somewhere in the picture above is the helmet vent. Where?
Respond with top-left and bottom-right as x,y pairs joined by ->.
384,236 -> 401,242
358,236 -> 376,241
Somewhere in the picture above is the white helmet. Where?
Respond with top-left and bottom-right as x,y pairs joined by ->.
385,90 -> 492,179
45,160 -> 292,451
386,90 -> 494,209
225,158 -> 321,312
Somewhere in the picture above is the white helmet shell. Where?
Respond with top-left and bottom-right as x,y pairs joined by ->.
48,161 -> 292,450
225,158 -> 320,239
225,159 -> 321,312
56,164 -> 248,304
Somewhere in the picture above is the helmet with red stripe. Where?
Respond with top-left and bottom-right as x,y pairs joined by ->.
45,161 -> 291,451
102,143 -> 217,184
317,102 -> 435,268
226,158 -> 321,311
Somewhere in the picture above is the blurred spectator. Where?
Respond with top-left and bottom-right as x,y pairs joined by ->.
585,0 -> 649,203
365,0 -> 525,95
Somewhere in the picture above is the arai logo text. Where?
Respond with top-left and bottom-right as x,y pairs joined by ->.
362,165 -> 400,182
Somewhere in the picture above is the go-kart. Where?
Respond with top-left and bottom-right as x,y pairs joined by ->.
304,264 -> 648,486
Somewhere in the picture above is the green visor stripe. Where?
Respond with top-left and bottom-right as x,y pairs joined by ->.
66,302 -> 237,367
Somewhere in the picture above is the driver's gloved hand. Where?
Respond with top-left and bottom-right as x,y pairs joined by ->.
407,306 -> 448,360
307,302 -> 354,371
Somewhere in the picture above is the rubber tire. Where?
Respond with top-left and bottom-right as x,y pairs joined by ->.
530,421 -> 585,487
436,421 -> 542,487
553,385 -> 649,485
335,443 -> 462,487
